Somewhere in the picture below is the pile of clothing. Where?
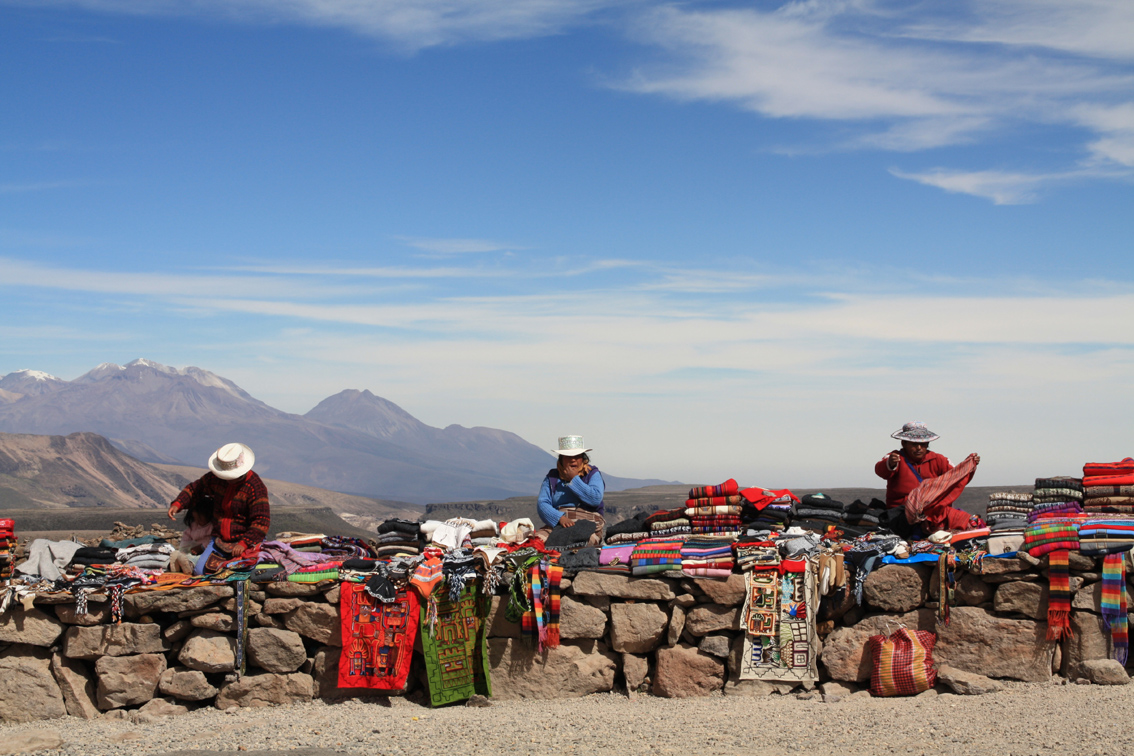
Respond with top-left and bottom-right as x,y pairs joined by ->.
985,492 -> 1033,554
1083,458 -> 1134,515
643,508 -> 691,538
1030,477 -> 1085,521
793,493 -> 845,531
373,520 -> 423,558
685,480 -> 742,537
680,536 -> 735,578
0,518 -> 12,583
738,488 -> 798,532
840,498 -> 891,533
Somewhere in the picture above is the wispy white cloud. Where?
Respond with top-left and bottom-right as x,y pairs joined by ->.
887,166 -> 1124,204
394,236 -> 526,254
8,0 -> 617,50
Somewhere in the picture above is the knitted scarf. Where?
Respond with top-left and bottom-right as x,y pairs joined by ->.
1101,552 -> 1129,665
1046,550 -> 1072,641
937,551 -> 954,626
529,560 -> 545,649
545,562 -> 562,649
526,558 -> 561,651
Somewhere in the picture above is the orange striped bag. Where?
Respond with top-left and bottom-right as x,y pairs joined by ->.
868,626 -> 938,697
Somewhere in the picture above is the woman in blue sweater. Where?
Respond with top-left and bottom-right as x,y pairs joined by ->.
536,435 -> 606,546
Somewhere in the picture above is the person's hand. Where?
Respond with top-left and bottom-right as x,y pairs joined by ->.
229,541 -> 245,557
887,451 -> 900,470
973,453 -> 981,465
167,503 -> 179,520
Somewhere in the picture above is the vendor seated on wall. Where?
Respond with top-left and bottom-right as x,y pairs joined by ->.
535,435 -> 606,547
167,442 -> 271,575
875,422 -> 981,533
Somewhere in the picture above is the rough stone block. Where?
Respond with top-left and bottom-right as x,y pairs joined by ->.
63,623 -> 169,660
95,653 -> 166,709
0,647 -> 67,724
159,666 -> 218,701
570,572 -> 676,601
179,629 -> 236,673
683,604 -> 739,636
247,628 -> 307,674
693,574 -> 746,606
609,602 -> 667,653
283,602 -> 341,646
125,586 -> 232,617
863,565 -> 929,613
486,638 -> 617,699
215,672 -> 314,708
50,652 -> 99,720
0,607 -> 64,648
653,643 -> 724,698
560,595 -> 607,640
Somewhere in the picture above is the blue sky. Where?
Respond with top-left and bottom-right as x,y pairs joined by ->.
2,0 -> 1132,489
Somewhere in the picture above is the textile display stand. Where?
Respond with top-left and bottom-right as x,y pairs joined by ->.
738,557 -> 819,683
419,584 -> 491,707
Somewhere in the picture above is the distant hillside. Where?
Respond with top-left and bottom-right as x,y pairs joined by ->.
424,483 -> 1024,525
0,431 -> 186,509
0,359 -> 671,503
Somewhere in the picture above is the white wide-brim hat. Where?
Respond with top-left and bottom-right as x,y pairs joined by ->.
208,442 -> 255,480
552,435 -> 592,457
891,422 -> 940,443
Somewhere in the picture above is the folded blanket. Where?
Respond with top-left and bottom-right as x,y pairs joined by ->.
1085,486 -> 1134,498
1078,519 -> 1134,556
1032,489 -> 1085,503
597,544 -> 635,573
795,508 -> 842,521
1027,501 -> 1084,522
799,493 -> 845,512
558,547 -> 600,572
685,504 -> 743,517
376,519 -> 422,536
1034,477 -> 1084,493
606,532 -> 648,545
1084,496 -> 1134,507
988,492 -> 1034,504
644,509 -> 688,526
906,454 -> 979,525
689,479 -> 739,499
1024,518 -> 1082,557
684,496 -> 742,508
1083,474 -> 1134,488
1083,459 -> 1134,478
605,512 -> 650,537
630,537 -> 685,575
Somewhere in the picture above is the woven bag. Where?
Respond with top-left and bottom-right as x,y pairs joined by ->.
868,626 -> 937,697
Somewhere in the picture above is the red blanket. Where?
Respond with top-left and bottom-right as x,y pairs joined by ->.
1084,458 -> 1134,478
338,582 -> 420,692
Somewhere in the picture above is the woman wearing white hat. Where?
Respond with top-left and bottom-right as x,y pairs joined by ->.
167,442 -> 271,574
535,435 -> 606,546
875,422 -> 981,531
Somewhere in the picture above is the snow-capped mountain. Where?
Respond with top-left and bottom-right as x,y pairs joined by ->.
0,360 -> 667,503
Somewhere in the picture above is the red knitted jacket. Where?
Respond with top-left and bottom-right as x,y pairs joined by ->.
874,450 -> 952,509
171,471 -> 271,549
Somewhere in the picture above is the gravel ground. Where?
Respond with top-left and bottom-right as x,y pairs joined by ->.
5,681 -> 1134,756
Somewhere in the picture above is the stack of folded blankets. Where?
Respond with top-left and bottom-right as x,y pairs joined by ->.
1082,458 -> 1134,514
277,533 -> 326,552
840,498 -> 889,534
69,546 -> 118,568
630,536 -> 684,576
680,536 -> 735,578
793,493 -> 845,531
0,518 -> 12,583
373,520 -> 422,559
738,488 -> 798,532
1030,477 -> 1085,521
732,535 -> 780,571
643,508 -> 691,538
685,481 -> 743,537
985,492 -> 1033,554
604,512 -> 650,545
115,542 -> 174,571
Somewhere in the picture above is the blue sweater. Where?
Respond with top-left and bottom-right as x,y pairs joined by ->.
536,467 -> 605,527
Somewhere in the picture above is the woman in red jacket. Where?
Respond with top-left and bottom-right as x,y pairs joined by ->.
875,422 -> 981,532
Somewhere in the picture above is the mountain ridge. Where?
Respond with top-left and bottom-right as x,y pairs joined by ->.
0,359 -> 674,503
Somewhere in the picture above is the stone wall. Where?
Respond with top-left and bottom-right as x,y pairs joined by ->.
1,553 -> 1130,722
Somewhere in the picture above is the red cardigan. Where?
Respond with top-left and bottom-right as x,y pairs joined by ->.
875,450 -> 952,509
171,471 -> 271,549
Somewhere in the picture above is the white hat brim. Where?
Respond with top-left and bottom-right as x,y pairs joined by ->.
553,448 -> 592,457
208,443 -> 255,480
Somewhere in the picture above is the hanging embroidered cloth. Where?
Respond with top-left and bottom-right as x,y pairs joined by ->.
338,581 -> 421,692
419,584 -> 491,707
738,558 -> 819,682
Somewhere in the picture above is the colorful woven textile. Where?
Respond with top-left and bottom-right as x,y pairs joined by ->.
904,453 -> 979,525
338,581 -> 420,691
1083,459 -> 1134,478
868,627 -> 938,697
419,585 -> 490,707
689,479 -> 739,499
1024,518 -> 1082,557
1078,519 -> 1134,555
597,544 -> 634,573
1085,485 -> 1134,497
1046,550 -> 1072,641
738,560 -> 818,683
630,537 -> 685,575
684,496 -> 741,509
684,504 -> 743,516
1102,553 -> 1129,665
1027,501 -> 1084,522
286,563 -> 340,583
1083,474 -> 1134,488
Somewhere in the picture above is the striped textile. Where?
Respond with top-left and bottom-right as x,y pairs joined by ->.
1101,553 -> 1128,665
1085,485 -> 1134,498
1035,477 -> 1085,493
1023,518 -> 1083,557
287,563 -> 340,583
1083,459 -> 1134,478
1078,519 -> 1134,555
1083,474 -> 1134,488
630,537 -> 686,576
689,479 -> 739,499
1033,488 -> 1085,503
1026,501 -> 1084,522
684,504 -> 743,516
1046,550 -> 1072,641
684,496 -> 741,508
682,567 -> 732,578
1084,497 -> 1134,507
904,453 -> 979,524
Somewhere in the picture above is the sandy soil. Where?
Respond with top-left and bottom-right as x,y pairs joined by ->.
5,680 -> 1134,756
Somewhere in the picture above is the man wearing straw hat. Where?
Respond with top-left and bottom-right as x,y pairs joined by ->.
167,442 -> 271,574
535,435 -> 606,547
